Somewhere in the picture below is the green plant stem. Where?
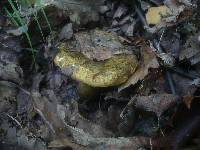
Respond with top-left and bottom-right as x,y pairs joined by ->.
41,7 -> 52,33
7,0 -> 36,64
25,0 -> 45,41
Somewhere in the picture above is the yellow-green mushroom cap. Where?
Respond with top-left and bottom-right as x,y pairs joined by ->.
54,45 -> 138,87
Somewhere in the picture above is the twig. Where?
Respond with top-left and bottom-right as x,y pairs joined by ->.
150,138 -> 153,150
151,39 -> 176,95
0,42 -> 9,48
150,39 -> 175,67
134,5 -> 149,29
34,107 -> 56,134
120,96 -> 136,118
157,117 -> 165,137
157,29 -> 165,52
0,79 -> 31,95
165,71 -> 176,95
6,113 -> 23,128
170,67 -> 200,79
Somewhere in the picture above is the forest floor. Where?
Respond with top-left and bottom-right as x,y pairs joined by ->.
0,0 -> 200,150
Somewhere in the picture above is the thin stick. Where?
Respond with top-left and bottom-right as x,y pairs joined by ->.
34,107 -> 56,134
6,113 -> 23,128
165,71 -> 176,95
157,29 -> 165,52
134,5 -> 149,29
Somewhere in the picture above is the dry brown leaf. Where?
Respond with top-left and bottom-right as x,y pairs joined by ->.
48,138 -> 85,149
118,45 -> 159,91
113,4 -> 128,19
135,94 -> 180,117
41,0 -> 104,26
65,100 -> 114,137
182,96 -> 200,109
73,29 -> 132,61
172,74 -> 197,96
57,122 -> 150,149
146,6 -> 168,25
182,96 -> 194,109
146,0 -> 194,33
179,35 -> 200,65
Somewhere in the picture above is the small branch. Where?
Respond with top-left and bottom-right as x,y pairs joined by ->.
6,113 -> 23,128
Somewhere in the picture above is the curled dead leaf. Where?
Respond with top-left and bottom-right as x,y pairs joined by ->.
146,0 -> 194,33
135,94 -> 180,117
182,96 -> 194,109
118,45 -> 159,91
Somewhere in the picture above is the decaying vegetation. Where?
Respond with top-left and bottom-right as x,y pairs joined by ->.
0,0 -> 200,150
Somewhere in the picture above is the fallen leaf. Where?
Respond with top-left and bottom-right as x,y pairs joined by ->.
48,137 -> 85,149
135,94 -> 180,117
160,31 -> 180,58
172,73 -> 197,96
179,35 -> 200,65
146,0 -> 194,33
59,23 -> 73,40
74,29 -> 132,61
146,6 -> 168,25
65,100 -> 114,137
113,4 -> 128,19
0,81 -> 18,114
0,63 -> 23,84
60,122 -> 150,149
118,45 -> 159,91
41,0 -> 104,26
182,96 -> 194,109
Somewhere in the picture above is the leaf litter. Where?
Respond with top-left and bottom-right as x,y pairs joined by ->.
0,0 -> 200,150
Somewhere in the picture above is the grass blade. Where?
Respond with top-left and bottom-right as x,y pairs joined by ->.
4,7 -> 19,26
7,0 -> 36,64
25,0 -> 45,41
41,7 -> 52,33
